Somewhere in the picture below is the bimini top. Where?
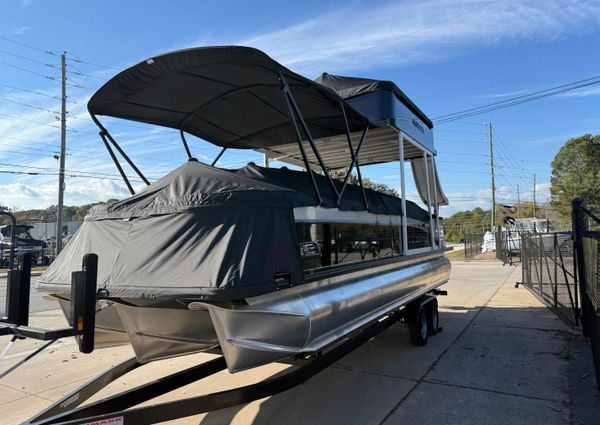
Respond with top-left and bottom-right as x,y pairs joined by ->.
87,45 -> 445,204
87,46 -> 371,150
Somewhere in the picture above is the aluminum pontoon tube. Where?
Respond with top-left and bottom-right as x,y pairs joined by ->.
195,254 -> 450,372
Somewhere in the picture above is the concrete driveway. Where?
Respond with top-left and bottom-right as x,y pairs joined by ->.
0,262 -> 577,424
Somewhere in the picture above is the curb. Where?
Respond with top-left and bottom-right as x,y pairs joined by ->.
0,271 -> 45,279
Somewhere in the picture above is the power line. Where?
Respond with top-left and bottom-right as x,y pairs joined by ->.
0,111 -> 79,132
434,74 -> 600,124
0,96 -> 61,115
0,82 -> 62,101
0,34 -> 56,55
0,161 -> 153,181
67,56 -> 121,71
0,48 -> 55,67
0,59 -> 55,80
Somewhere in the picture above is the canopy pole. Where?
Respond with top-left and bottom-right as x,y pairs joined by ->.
280,74 -> 339,200
399,132 -> 408,255
211,147 -> 227,166
179,129 -> 193,160
338,126 -> 369,208
338,100 -> 368,210
99,132 -> 135,195
281,93 -> 322,204
90,114 -> 150,186
279,75 -> 322,205
431,156 -> 441,248
423,151 -> 435,249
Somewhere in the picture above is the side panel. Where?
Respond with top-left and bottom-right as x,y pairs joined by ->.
345,91 -> 434,153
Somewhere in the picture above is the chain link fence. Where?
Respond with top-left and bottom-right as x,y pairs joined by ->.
463,233 -> 484,259
520,231 -> 578,327
495,229 -> 521,265
572,198 -> 600,392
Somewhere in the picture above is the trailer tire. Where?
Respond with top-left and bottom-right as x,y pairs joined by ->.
408,307 -> 428,346
427,299 -> 439,335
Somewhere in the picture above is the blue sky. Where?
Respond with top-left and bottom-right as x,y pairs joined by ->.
1,0 -> 600,216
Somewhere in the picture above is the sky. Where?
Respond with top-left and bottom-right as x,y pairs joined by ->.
1,0 -> 600,217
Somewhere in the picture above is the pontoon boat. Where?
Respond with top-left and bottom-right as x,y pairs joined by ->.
37,46 -> 451,372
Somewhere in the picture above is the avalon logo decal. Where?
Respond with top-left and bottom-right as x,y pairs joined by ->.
412,119 -> 425,133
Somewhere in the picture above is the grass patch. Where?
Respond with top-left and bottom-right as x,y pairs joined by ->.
445,249 -> 466,261
0,266 -> 48,273
555,331 -> 575,361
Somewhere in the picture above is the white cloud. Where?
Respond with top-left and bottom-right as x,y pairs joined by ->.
560,86 -> 600,98
439,182 -> 551,216
11,26 -> 29,35
184,0 -> 600,75
1,179 -> 133,210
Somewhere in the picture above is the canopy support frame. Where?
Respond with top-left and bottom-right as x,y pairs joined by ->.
338,125 -> 369,209
423,151 -> 435,249
91,114 -> 150,187
281,90 -> 322,204
211,147 -> 227,166
431,156 -> 441,248
179,129 -> 193,160
99,132 -> 135,195
280,74 -> 339,201
399,132 -> 408,255
338,98 -> 369,209
279,75 -> 322,204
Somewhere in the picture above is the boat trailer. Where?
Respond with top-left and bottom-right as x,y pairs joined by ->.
0,254 -> 445,425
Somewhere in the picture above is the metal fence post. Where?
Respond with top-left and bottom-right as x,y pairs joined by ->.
553,233 -> 558,308
572,198 -> 588,335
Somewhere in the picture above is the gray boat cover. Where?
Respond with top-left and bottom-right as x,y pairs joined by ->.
236,163 -> 430,221
87,46 -> 371,150
37,160 -> 429,300
314,73 -> 433,129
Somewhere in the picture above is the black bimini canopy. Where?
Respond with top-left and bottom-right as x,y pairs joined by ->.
314,73 -> 433,129
87,46 -> 371,150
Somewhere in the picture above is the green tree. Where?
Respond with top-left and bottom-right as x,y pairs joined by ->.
442,207 -> 493,242
550,134 -> 600,220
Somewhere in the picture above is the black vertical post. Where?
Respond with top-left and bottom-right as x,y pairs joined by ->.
5,253 -> 31,326
572,198 -> 588,335
539,234 -> 544,297
554,233 -> 558,308
70,254 -> 97,354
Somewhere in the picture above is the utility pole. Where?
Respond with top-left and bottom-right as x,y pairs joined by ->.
533,173 -> 536,219
56,52 -> 67,255
516,184 -> 520,218
488,122 -> 495,232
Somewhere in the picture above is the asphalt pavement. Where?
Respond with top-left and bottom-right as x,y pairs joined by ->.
0,276 -> 59,316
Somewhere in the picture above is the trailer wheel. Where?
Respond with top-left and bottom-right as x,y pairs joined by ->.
427,299 -> 439,335
408,307 -> 428,346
